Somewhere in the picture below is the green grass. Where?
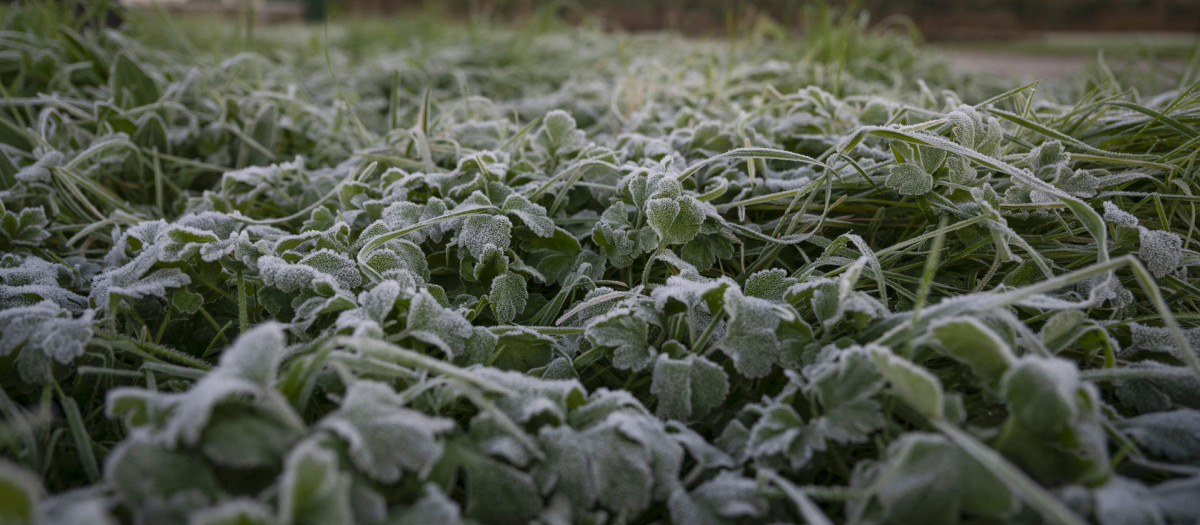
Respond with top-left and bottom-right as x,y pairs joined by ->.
1,3 -> 1199,524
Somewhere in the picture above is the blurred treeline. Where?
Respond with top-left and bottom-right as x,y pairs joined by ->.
328,0 -> 1200,39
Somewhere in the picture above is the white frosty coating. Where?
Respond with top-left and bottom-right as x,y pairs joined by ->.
14,150 -> 64,183
317,380 -> 455,483
0,256 -> 88,311
1120,409 -> 1200,463
456,214 -> 513,261
0,300 -> 94,364
1128,322 -> 1200,360
716,287 -> 781,379
886,163 -> 933,196
1138,227 -> 1184,278
1102,201 -> 1140,228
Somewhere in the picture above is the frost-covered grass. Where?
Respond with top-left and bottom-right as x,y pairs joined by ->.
2,3 -> 1200,525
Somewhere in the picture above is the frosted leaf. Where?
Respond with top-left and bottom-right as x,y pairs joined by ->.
1119,409 -> 1200,463
650,354 -> 729,420
1029,140 -> 1069,173
533,109 -> 585,157
651,274 -> 732,316
586,307 -> 654,371
1102,201 -> 1139,228
188,499 -> 275,525
1128,323 -> 1200,360
928,317 -> 1014,389
359,280 -> 402,323
107,268 -> 191,303
869,433 -> 1018,524
744,401 -> 824,469
105,323 -> 297,449
716,287 -> 780,378
489,272 -> 528,323
472,367 -> 586,423
456,214 -> 512,261
300,249 -> 362,291
1001,357 -> 1091,436
946,156 -> 977,185
392,484 -> 462,525
14,150 -> 63,183
664,421 -> 735,470
318,380 -> 455,483
463,454 -> 542,524
1151,476 -> 1200,524
502,194 -> 555,237
0,256 -> 88,311
1113,362 -> 1200,413
870,345 -> 944,420
668,471 -> 767,524
885,162 -> 933,195
1058,169 -> 1099,197
0,202 -> 50,248
279,440 -> 353,525
105,438 -> 220,512
258,256 -> 343,296
948,109 -> 977,148
1092,477 -> 1164,525
1137,227 -> 1184,278
645,195 -> 705,247
743,268 -> 796,302
218,322 -> 288,385
0,300 -> 94,365
405,289 -> 475,358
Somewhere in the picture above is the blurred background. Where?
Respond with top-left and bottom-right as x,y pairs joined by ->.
105,0 -> 1200,78
117,0 -> 1200,37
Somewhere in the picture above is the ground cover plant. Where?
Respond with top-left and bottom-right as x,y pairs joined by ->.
2,3 -> 1200,524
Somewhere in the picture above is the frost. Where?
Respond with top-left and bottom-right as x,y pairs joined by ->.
1102,201 -> 1139,228
715,287 -> 780,378
456,214 -> 512,261
886,162 -> 933,195
586,306 -> 655,371
1128,322 -> 1200,360
0,300 -> 94,369
279,440 -> 353,525
405,289 -> 475,358
502,194 -> 555,237
15,150 -> 64,183
870,345 -> 944,420
650,354 -> 729,420
489,271 -> 528,323
318,380 -> 455,482
1137,227 -> 1184,278
1120,409 -> 1200,463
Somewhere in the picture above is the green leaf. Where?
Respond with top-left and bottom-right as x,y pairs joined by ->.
885,162 -> 933,196
406,290 -> 476,359
318,380 -> 455,483
502,194 -> 555,237
171,288 -> 204,315
457,214 -> 513,261
870,345 -> 945,420
279,441 -> 354,525
928,317 -> 1015,389
716,288 -> 781,378
0,460 -> 41,525
651,354 -> 730,420
586,306 -> 654,371
868,433 -> 1019,525
646,195 -> 706,247
489,272 -> 528,323
463,453 -> 542,525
